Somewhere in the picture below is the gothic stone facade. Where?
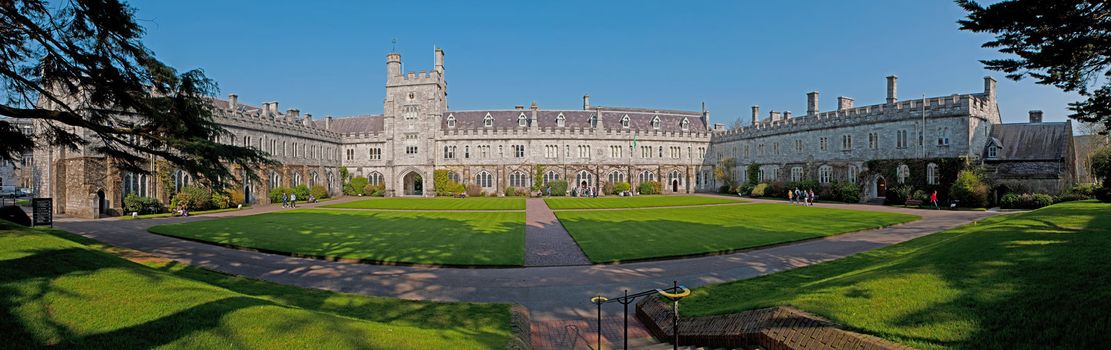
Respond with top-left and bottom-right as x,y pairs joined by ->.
32,48 -> 1074,218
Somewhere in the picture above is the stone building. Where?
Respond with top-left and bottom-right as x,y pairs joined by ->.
30,48 -> 1076,218
983,111 -> 1077,194
0,117 -> 35,191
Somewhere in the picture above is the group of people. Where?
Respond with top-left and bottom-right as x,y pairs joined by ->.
569,186 -> 599,198
787,187 -> 818,206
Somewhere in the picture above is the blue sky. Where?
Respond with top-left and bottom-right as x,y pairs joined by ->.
133,0 -> 1079,124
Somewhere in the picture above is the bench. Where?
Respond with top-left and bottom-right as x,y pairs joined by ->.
905,199 -> 923,207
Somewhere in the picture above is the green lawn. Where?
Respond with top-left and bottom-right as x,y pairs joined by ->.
324,197 -> 525,210
0,222 -> 514,349
681,200 -> 1111,349
556,203 -> 918,263
121,206 -> 250,220
149,209 -> 525,266
544,195 -> 744,210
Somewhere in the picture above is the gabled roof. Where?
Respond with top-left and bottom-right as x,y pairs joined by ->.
987,122 -> 1071,161
328,115 -> 384,134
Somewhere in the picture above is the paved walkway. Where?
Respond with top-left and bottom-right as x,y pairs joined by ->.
53,196 -> 1000,349
524,198 -> 591,267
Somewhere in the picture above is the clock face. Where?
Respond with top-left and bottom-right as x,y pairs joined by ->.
408,92 -> 415,100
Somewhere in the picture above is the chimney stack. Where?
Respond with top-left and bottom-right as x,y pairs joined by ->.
325,116 -> 333,130
807,91 -> 819,115
514,105 -> 524,110
838,96 -> 855,111
287,108 -> 299,120
529,101 -> 538,110
228,94 -> 238,111
984,76 -> 997,101
886,75 -> 898,104
751,105 -> 760,125
583,95 -> 591,110
434,48 -> 445,74
1029,110 -> 1043,123
770,111 -> 781,122
784,111 -> 792,119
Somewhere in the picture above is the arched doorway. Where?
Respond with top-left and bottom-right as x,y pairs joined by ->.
95,190 -> 106,215
672,179 -> 679,192
874,176 -> 887,198
403,172 -> 423,196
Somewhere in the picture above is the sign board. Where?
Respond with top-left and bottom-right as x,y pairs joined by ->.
32,198 -> 52,227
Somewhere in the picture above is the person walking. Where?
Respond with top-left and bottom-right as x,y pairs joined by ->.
930,190 -> 940,210
807,189 -> 815,206
281,192 -> 289,208
811,189 -> 818,205
787,187 -> 794,204
290,193 -> 297,208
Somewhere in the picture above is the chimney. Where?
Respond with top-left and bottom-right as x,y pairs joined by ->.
228,94 -> 238,111
325,116 -> 333,130
434,48 -> 445,74
770,111 -> 781,122
386,52 -> 402,77
886,75 -> 898,104
514,105 -> 524,110
984,76 -> 997,101
583,95 -> 591,110
806,91 -> 819,115
529,101 -> 538,110
260,102 -> 270,115
783,111 -> 792,119
287,108 -> 299,119
838,96 -> 855,111
269,101 -> 279,115
1029,110 -> 1043,123
751,105 -> 760,125
303,113 -> 313,126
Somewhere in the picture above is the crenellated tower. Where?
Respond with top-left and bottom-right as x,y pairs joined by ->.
383,48 -> 448,196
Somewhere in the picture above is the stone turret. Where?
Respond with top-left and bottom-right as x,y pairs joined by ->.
434,48 -> 445,74
886,75 -> 898,104
387,52 -> 402,77
984,76 -> 996,100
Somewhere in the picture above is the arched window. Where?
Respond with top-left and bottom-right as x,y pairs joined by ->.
544,170 -> 560,185
608,171 -> 626,184
483,114 -> 493,128
269,171 -> 281,189
446,114 -> 456,128
790,167 -> 803,182
897,164 -> 910,184
368,172 -> 383,185
680,118 -> 690,131
847,165 -> 859,183
446,171 -> 462,184
575,170 -> 593,187
589,114 -> 598,128
309,172 -> 318,187
638,170 -> 655,184
819,165 -> 833,184
621,115 -> 630,128
172,170 -> 191,192
518,113 -> 528,127
927,163 -> 939,185
651,116 -> 661,129
509,171 -> 529,188
291,173 -> 302,187
556,113 -> 566,127
121,171 -> 148,198
668,170 -> 681,185
476,171 -> 493,188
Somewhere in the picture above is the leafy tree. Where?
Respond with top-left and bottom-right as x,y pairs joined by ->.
532,165 -> 545,192
713,157 -> 738,189
746,163 -> 760,186
958,0 -> 1111,132
0,0 -> 271,185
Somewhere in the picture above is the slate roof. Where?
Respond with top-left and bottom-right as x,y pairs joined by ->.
328,115 -> 384,134
442,107 -> 706,132
987,122 -> 1072,161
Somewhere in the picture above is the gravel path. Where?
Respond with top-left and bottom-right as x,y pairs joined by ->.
524,198 -> 591,267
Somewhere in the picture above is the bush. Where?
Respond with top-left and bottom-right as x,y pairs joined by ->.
465,184 -> 483,197
171,186 -> 214,211
1068,183 -> 1097,197
364,183 -> 385,197
269,186 -> 290,203
1096,186 -> 1111,202
767,182 -> 786,198
210,192 -> 230,209
718,185 -> 731,194
949,170 -> 988,207
751,183 -> 768,197
1000,193 -> 1055,209
123,194 -> 164,214
433,170 -> 465,196
602,182 -> 615,195
348,177 -> 369,196
227,189 -> 245,205
310,184 -> 328,199
504,186 -> 517,197
614,181 -> 631,194
549,180 -> 568,196
639,181 -> 661,195
833,181 -> 861,203
1054,193 -> 1089,203
291,184 -> 310,199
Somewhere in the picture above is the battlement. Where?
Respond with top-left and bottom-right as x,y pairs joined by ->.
713,92 -> 995,142
438,125 -> 713,140
212,95 -> 341,141
390,69 -> 443,85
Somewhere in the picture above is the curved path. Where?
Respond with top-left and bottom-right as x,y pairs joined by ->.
54,197 -> 999,348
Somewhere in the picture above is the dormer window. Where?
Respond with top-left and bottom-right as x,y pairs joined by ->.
556,113 -> 566,127
446,114 -> 456,128
621,115 -> 630,128
988,145 -> 998,158
518,113 -> 527,127
589,114 -> 598,128
680,118 -> 690,131
483,113 -> 493,128
651,116 -> 661,129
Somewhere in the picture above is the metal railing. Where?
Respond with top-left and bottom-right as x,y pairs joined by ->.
590,280 -> 690,350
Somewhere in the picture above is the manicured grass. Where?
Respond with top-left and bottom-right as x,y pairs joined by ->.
121,206 -> 251,220
0,222 -> 514,349
681,200 -> 1111,349
556,203 -> 918,263
544,195 -> 744,210
324,197 -> 525,210
149,209 -> 525,266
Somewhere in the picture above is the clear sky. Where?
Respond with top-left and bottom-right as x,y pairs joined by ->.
132,0 -> 1079,125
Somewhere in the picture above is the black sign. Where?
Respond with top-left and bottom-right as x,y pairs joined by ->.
32,198 -> 52,227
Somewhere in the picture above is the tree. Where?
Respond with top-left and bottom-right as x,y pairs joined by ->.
0,0 -> 271,186
713,157 -> 738,189
958,1 -> 1111,133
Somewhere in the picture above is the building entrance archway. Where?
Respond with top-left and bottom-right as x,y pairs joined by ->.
403,172 -> 423,196
874,175 -> 887,198
672,179 -> 679,193
96,190 -> 105,215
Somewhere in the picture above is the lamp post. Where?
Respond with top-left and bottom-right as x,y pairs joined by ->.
656,281 -> 691,350
591,295 -> 608,350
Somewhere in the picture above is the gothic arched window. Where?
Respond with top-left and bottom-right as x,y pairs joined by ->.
483,114 -> 493,128
621,115 -> 630,128
651,116 -> 661,129
446,114 -> 456,128
518,113 -> 527,127
556,114 -> 566,127
680,118 -> 690,130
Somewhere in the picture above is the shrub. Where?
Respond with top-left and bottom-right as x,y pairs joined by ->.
949,170 -> 988,207
171,186 -> 214,211
310,184 -> 328,199
751,183 -> 768,197
348,177 -> 369,196
549,180 -> 568,196
614,181 -> 631,193
1000,193 -> 1055,209
504,186 -> 517,197
210,192 -> 230,209
291,184 -> 310,199
833,181 -> 861,203
639,181 -> 661,195
1095,186 -> 1111,202
433,170 -> 465,196
736,184 -> 753,196
797,180 -> 819,191
1054,193 -> 1089,203
1068,183 -> 1097,197
364,183 -> 385,197
767,182 -> 786,198
465,184 -> 483,197
123,194 -> 164,214
718,185 -> 731,194
227,189 -> 245,205
602,181 -> 615,195
268,186 -> 290,203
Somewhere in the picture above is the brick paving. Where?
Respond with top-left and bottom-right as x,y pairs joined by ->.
51,196 -> 1000,349
525,198 -> 591,267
